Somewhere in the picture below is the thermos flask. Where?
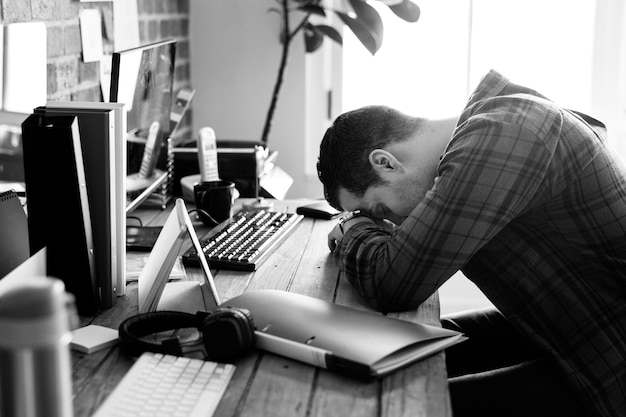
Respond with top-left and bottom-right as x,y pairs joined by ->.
0,276 -> 76,417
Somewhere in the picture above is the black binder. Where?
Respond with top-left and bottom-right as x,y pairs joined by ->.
21,113 -> 100,315
0,190 -> 29,278
36,105 -> 118,308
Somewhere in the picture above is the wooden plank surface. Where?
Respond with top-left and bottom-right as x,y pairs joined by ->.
71,199 -> 451,417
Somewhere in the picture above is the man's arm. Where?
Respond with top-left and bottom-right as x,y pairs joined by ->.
332,104 -> 558,312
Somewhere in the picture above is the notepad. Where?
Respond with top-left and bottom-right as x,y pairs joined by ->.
71,325 -> 119,354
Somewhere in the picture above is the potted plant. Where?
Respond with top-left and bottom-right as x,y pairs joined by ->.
261,0 -> 421,146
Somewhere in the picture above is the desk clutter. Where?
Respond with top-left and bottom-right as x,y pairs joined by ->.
173,138 -> 293,201
49,199 -> 455,415
129,199 -> 464,378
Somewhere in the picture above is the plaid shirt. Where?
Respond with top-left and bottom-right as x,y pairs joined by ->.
336,70 -> 626,416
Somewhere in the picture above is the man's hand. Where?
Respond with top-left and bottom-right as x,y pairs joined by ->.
327,215 -> 388,252
327,222 -> 345,252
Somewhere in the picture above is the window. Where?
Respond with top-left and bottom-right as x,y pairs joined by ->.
342,0 -> 626,157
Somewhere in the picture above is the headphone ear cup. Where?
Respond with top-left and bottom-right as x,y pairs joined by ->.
201,307 -> 255,361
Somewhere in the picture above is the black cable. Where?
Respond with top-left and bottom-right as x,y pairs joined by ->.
126,216 -> 143,227
187,208 -> 219,226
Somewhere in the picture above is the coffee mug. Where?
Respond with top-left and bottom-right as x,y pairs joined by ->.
194,180 -> 236,226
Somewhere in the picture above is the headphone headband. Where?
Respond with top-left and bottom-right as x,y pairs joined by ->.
118,307 -> 255,361
119,311 -> 199,356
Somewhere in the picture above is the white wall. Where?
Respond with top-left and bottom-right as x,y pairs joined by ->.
591,0 -> 626,158
189,0 -> 326,198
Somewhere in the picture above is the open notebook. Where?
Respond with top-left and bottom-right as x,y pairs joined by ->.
141,198 -> 465,379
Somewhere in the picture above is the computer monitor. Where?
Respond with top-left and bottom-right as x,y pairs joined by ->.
109,39 -> 177,194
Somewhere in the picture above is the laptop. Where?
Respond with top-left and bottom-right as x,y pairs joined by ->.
137,198 -> 219,314
141,198 -> 465,379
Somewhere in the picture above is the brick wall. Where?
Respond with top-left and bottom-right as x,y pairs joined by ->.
1,0 -> 192,136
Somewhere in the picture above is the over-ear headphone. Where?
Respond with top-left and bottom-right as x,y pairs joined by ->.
118,307 -> 255,362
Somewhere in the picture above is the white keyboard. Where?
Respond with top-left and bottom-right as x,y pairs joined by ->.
93,352 -> 236,417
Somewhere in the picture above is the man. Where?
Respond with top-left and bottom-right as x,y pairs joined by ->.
317,70 -> 625,417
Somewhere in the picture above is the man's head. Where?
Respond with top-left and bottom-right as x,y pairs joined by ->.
317,105 -> 424,214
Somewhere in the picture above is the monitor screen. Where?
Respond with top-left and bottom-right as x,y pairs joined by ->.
109,39 -> 177,176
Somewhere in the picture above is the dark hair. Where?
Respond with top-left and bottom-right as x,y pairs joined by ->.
317,105 -> 423,210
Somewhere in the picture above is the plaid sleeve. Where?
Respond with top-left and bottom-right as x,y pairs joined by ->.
336,96 -> 563,312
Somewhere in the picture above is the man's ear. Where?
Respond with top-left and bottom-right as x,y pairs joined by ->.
369,149 -> 402,173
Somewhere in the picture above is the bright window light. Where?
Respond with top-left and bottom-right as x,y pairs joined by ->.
342,0 -> 596,118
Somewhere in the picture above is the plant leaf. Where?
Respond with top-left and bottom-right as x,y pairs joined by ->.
314,24 -> 342,45
335,0 -> 383,55
383,0 -> 420,22
304,23 -> 325,53
297,3 -> 326,17
349,0 -> 384,38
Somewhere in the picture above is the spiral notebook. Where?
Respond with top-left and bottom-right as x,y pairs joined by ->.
0,190 -> 29,279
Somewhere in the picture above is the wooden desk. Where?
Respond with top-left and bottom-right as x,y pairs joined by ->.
72,199 -> 451,417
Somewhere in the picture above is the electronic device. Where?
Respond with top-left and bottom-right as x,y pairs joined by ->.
138,120 -> 160,178
181,208 -> 304,271
178,127 -> 221,201
172,141 -> 272,198
296,200 -> 344,220
119,308 -> 255,361
125,120 -> 164,193
109,39 -> 176,209
91,352 -> 235,417
169,87 -> 195,137
197,127 -> 219,182
137,198 -> 219,314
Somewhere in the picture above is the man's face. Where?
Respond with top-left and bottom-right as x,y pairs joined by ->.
337,175 -> 425,225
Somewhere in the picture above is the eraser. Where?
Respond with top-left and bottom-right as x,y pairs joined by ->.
71,324 -> 119,354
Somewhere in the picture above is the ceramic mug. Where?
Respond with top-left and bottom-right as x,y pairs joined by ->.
193,180 -> 236,226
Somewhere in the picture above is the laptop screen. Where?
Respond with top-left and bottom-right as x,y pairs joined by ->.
137,198 -> 220,313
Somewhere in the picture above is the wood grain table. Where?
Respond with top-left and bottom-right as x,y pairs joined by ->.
72,198 -> 452,417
